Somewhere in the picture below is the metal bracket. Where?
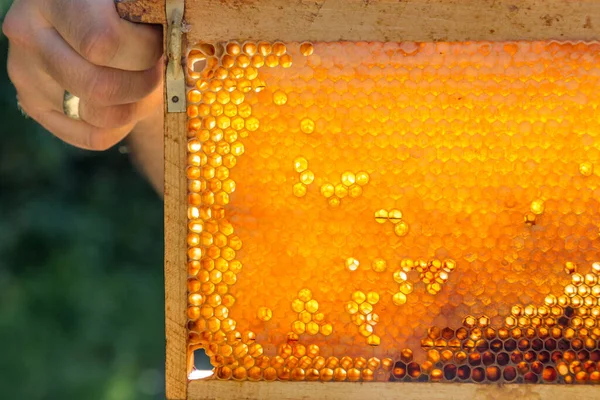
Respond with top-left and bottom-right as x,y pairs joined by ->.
166,0 -> 185,113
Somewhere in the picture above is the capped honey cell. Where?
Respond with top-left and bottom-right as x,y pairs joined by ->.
346,257 -> 359,271
300,118 -> 315,134
300,42 -> 314,56
579,162 -> 594,177
257,307 -> 272,322
273,91 -> 288,106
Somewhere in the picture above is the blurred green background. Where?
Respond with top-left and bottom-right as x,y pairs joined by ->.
0,2 -> 167,399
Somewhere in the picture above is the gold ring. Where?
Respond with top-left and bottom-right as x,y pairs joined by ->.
63,91 -> 81,120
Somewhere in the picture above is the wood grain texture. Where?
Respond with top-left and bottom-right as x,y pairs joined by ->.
186,0 -> 600,43
115,0 -> 165,24
188,380 -> 600,400
165,111 -> 189,400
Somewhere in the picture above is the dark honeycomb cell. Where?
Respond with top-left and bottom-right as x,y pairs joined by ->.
392,361 -> 406,380
443,364 -> 457,380
490,339 -> 503,353
482,352 -> 495,366
518,339 -> 530,351
550,351 -> 563,364
543,366 -> 558,382
558,339 -> 570,351
476,340 -> 489,353
524,351 -> 537,363
531,361 -> 544,375
456,328 -> 468,341
441,327 -> 455,340
505,339 -> 517,352
545,338 -> 557,351
538,351 -> 550,363
531,338 -> 544,351
472,367 -> 485,382
524,372 -> 539,383
497,352 -> 510,366
504,366 -> 517,381
572,339 -> 584,351
486,366 -> 501,382
457,365 -> 471,381
407,362 -> 421,379
468,353 -> 481,366
517,361 -> 529,375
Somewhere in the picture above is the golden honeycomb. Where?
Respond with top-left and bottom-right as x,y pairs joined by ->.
185,40 -> 600,383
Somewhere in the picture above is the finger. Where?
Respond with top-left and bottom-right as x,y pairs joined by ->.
10,40 -> 163,132
79,102 -> 138,130
6,42 -> 60,112
14,63 -> 145,150
40,0 -> 163,71
16,81 -> 133,151
9,45 -> 132,151
35,109 -> 134,151
36,27 -> 162,106
2,0 -> 44,48
79,84 -> 163,129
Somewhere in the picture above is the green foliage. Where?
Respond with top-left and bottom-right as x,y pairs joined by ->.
0,0 -> 10,13
1,5 -> 165,399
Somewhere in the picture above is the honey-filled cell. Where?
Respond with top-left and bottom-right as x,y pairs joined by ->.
185,40 -> 600,383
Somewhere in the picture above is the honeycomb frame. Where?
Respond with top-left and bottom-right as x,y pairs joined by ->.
152,2 -> 600,398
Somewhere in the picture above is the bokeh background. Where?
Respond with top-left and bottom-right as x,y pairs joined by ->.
1,2 -> 167,398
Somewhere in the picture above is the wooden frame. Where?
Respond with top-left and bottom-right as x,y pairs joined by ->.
163,113 -> 189,400
186,380 -> 598,400
119,0 -> 600,42
115,0 -> 600,399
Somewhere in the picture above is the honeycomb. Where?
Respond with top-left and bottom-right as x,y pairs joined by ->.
185,40 -> 600,383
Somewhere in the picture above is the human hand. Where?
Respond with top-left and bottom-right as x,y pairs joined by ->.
3,0 -> 164,150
